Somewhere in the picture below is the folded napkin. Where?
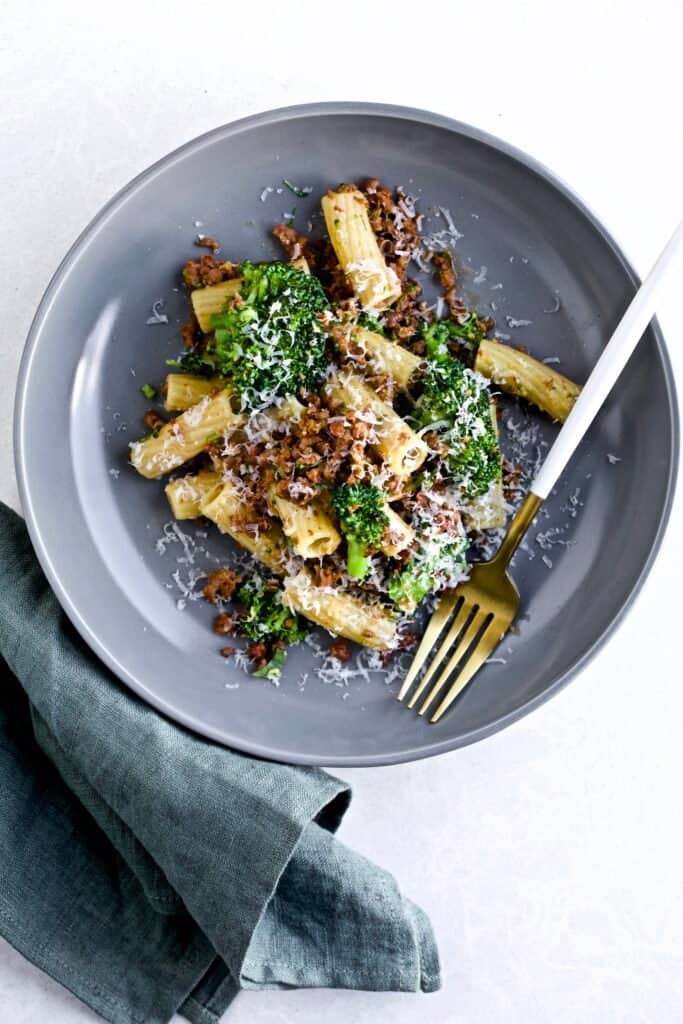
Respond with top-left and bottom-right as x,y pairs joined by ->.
0,502 -> 439,1024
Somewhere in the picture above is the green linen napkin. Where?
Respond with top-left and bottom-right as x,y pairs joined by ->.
0,502 -> 439,1024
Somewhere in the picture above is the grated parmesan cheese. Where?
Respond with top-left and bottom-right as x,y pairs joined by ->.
146,300 -> 168,325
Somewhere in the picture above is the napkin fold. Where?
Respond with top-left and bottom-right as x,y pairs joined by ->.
0,502 -> 439,1024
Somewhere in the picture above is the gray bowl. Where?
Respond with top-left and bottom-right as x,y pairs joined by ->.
14,103 -> 679,766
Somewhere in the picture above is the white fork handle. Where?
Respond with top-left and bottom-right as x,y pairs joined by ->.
531,220 -> 683,500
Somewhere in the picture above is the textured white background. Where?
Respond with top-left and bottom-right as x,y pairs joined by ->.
1,1 -> 682,1021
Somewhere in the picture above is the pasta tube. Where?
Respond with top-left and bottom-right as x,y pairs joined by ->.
283,571 -> 397,651
164,470 -> 221,520
351,327 -> 423,391
322,189 -> 401,310
325,370 -> 429,478
381,506 -> 415,557
199,481 -> 287,572
164,373 -> 227,412
191,279 -> 242,332
476,339 -> 580,422
130,391 -> 241,479
269,493 -> 341,559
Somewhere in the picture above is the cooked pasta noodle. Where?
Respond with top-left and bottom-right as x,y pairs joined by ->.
283,571 -> 397,650
322,188 -> 402,309
200,481 -> 287,572
351,327 -> 423,391
164,374 -> 226,412
130,391 -> 241,479
191,279 -> 242,332
325,370 -> 429,477
476,339 -> 580,422
165,470 -> 221,519
269,493 -> 341,559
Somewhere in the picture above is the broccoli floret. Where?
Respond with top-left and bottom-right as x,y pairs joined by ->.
388,516 -> 468,611
238,576 -> 308,645
357,312 -> 387,336
413,351 -> 501,500
330,483 -> 389,580
421,313 -> 487,367
237,576 -> 308,680
209,261 -> 329,409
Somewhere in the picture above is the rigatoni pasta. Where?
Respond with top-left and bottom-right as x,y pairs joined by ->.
381,506 -> 415,557
164,374 -> 227,412
324,370 -> 429,478
191,279 -> 242,332
283,572 -> 397,651
350,327 -> 423,391
165,470 -> 221,519
322,188 -> 402,310
476,339 -> 580,422
130,391 -> 241,479
200,480 -> 288,572
269,493 -> 341,559
191,257 -> 312,332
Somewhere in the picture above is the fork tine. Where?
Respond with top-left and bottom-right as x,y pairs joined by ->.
406,599 -> 472,709
429,617 -> 507,723
418,609 -> 489,716
396,591 -> 459,701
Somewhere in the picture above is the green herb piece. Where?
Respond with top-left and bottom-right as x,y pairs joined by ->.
283,179 -> 312,198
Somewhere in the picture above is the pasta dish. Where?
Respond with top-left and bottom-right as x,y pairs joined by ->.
130,180 -> 580,679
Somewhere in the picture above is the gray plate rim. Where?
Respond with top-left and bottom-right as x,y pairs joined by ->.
14,102 -> 680,766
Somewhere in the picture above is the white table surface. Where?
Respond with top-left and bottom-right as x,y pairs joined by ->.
1,2 -> 682,1021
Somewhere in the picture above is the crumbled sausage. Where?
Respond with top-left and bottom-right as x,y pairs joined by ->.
329,638 -> 351,662
502,457 -> 523,503
397,632 -> 418,651
213,613 -> 235,636
143,410 -> 165,432
246,641 -> 267,662
272,223 -> 310,262
220,646 -> 236,657
431,251 -> 466,322
362,180 -> 419,283
181,312 -> 201,349
195,236 -> 220,252
218,394 -> 377,519
182,255 -> 240,289
203,568 -> 243,603
423,432 -> 449,458
314,564 -> 341,588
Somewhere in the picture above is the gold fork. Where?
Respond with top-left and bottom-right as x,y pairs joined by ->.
398,220 -> 683,723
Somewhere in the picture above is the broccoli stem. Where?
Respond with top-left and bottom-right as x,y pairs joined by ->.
346,537 -> 370,579
388,564 -> 433,610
